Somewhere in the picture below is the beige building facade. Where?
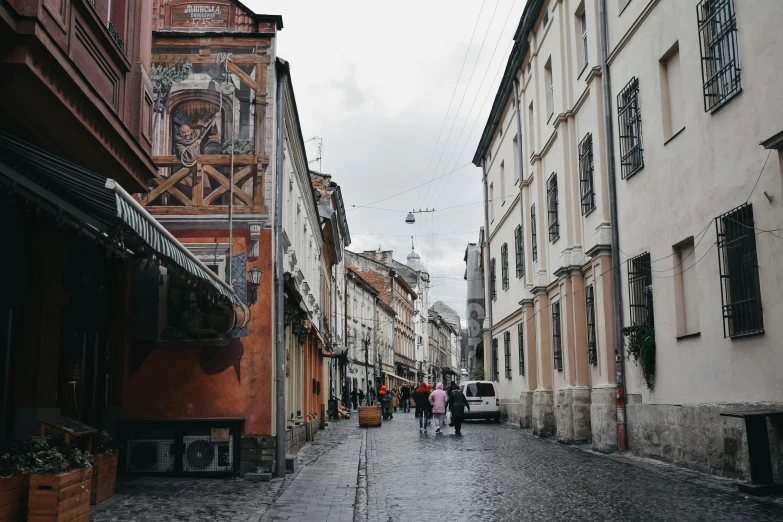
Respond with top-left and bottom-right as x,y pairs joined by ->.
476,0 -> 783,480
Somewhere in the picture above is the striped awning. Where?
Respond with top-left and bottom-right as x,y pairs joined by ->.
0,130 -> 239,305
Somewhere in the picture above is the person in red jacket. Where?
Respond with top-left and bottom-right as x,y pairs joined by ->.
413,382 -> 431,432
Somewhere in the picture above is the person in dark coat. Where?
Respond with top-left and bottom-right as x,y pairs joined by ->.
413,382 -> 431,432
379,385 -> 393,420
400,384 -> 411,413
447,380 -> 459,395
350,388 -> 358,410
448,386 -> 470,435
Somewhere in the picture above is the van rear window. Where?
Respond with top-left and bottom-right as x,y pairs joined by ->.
465,383 -> 495,397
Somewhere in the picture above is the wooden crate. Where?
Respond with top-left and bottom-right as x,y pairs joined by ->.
90,452 -> 118,506
358,406 -> 382,427
0,474 -> 29,522
28,468 -> 91,522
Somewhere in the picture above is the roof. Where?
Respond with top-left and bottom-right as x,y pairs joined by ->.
472,0 -> 547,166
346,267 -> 380,297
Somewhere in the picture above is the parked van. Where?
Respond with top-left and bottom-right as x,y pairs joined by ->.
459,381 -> 500,422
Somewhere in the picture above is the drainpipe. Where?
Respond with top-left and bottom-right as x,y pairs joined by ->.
512,77 -> 526,279
388,269 -> 396,387
481,158 -> 493,380
599,0 -> 627,452
274,60 -> 287,477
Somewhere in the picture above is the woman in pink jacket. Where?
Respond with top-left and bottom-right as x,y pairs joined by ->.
428,382 -> 449,434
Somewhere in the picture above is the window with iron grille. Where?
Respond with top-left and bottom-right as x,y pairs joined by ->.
517,322 -> 525,376
618,77 -> 644,179
501,243 -> 509,290
504,331 -> 511,378
552,301 -> 563,371
547,173 -> 559,242
514,225 -> 524,278
716,203 -> 763,337
492,338 -> 499,380
586,284 -> 597,365
531,205 -> 538,261
579,133 -> 595,214
490,258 -> 497,300
697,0 -> 741,112
627,252 -> 654,328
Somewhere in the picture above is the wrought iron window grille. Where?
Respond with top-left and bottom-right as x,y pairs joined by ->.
504,331 -> 512,379
518,322 -> 525,376
552,302 -> 563,371
627,252 -> 654,328
501,243 -> 509,290
547,173 -> 559,242
531,205 -> 538,261
618,77 -> 644,179
107,21 -> 125,54
492,338 -> 500,380
586,285 -> 598,365
490,258 -> 497,300
579,133 -> 595,215
514,225 -> 524,278
716,203 -> 764,337
698,0 -> 741,112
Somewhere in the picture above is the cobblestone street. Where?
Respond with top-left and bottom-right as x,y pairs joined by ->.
92,413 -> 783,521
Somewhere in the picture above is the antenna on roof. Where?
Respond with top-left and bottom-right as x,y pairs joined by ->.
411,236 -> 414,250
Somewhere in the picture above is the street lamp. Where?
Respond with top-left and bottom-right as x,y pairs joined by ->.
404,208 -> 435,224
248,264 -> 262,304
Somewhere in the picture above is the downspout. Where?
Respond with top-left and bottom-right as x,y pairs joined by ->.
599,0 -> 627,452
274,61 -> 287,477
388,270 -> 395,387
481,158 -> 493,380
512,77 -> 526,279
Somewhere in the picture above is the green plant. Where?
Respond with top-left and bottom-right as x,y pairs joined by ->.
61,446 -> 93,470
150,62 -> 193,94
221,138 -> 254,155
92,431 -> 114,455
622,324 -> 656,390
13,437 -> 70,475
472,360 -> 485,381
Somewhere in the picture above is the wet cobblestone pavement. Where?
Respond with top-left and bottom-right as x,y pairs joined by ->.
92,412 -> 783,521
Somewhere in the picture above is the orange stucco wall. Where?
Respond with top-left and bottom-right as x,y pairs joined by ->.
123,229 -> 274,435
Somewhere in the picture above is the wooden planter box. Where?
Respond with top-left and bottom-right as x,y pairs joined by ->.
0,474 -> 29,522
358,406 -> 382,427
28,468 -> 91,522
90,452 -> 118,506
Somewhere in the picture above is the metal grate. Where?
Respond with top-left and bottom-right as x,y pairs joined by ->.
716,203 -> 763,337
586,285 -> 597,365
627,252 -> 654,327
579,133 -> 595,214
547,173 -> 559,242
491,338 -> 499,380
531,204 -> 538,261
515,225 -> 524,278
490,258 -> 497,300
501,243 -> 509,289
107,21 -> 125,54
552,302 -> 563,371
697,0 -> 741,112
517,322 -> 525,376
618,77 -> 644,179
504,331 -> 511,379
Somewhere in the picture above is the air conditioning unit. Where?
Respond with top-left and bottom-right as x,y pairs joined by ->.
182,435 -> 234,472
127,439 -> 175,473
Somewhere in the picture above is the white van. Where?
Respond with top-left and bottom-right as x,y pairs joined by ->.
459,381 -> 500,422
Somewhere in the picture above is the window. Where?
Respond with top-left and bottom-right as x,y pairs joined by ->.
579,7 -> 588,69
528,102 -> 535,153
517,322 -> 525,376
491,338 -> 499,380
579,133 -> 595,214
547,173 -> 559,242
500,161 -> 506,204
618,77 -> 644,178
543,8 -> 549,27
544,58 -> 554,119
504,331 -> 511,379
673,238 -> 700,337
697,0 -> 741,112
716,204 -> 763,337
660,43 -> 684,140
497,244 -> 508,290
552,302 -> 563,371
628,252 -> 654,328
586,285 -> 597,365
489,182 -> 494,222
526,62 -> 532,75
514,225 -> 524,278
513,135 -> 521,181
490,258 -> 497,300
466,382 -> 496,397
531,204 -> 538,261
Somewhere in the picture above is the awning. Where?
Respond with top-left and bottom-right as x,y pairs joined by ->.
0,131 -> 239,305
381,370 -> 413,384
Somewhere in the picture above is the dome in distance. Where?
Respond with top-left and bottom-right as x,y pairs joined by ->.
406,249 -> 426,273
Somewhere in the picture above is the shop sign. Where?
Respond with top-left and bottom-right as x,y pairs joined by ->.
210,427 -> 230,443
172,3 -> 229,28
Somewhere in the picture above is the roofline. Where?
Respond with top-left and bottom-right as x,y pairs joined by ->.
472,0 -> 546,166
376,299 -> 397,317
233,0 -> 284,28
346,267 -> 381,297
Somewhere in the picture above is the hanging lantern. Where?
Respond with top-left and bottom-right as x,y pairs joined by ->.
405,212 -> 415,224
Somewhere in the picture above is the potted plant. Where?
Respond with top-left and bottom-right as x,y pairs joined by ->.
0,448 -> 30,522
89,431 -> 118,505
25,437 -> 93,522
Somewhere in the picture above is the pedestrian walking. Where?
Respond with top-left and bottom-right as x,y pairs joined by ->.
413,381 -> 431,432
379,385 -> 393,420
448,386 -> 470,435
428,382 -> 449,434
400,384 -> 411,413
350,388 -> 358,410
368,386 -> 375,406
357,389 -> 365,407
391,387 -> 399,412
447,380 -> 459,396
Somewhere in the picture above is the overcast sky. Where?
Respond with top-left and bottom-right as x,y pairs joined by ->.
249,0 -> 527,319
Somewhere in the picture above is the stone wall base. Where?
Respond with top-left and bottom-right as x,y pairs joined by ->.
532,389 -> 554,437
500,392 -> 533,428
555,387 -> 592,444
626,400 -> 783,482
590,385 -> 618,453
286,424 -> 308,455
241,435 -> 276,477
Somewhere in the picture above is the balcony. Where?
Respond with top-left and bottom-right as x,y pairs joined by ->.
140,155 -> 269,216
